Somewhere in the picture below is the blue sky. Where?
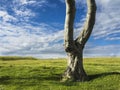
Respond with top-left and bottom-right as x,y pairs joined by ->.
0,0 -> 120,58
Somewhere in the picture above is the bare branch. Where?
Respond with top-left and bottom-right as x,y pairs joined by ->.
75,0 -> 97,47
64,0 -> 76,52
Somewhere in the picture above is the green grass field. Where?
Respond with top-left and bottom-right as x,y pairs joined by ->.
0,57 -> 120,90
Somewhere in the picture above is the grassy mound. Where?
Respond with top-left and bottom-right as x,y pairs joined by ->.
0,57 -> 120,90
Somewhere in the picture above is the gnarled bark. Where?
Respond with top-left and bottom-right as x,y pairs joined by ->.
63,0 -> 97,82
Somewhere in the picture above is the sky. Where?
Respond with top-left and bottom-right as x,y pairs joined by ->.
0,0 -> 120,58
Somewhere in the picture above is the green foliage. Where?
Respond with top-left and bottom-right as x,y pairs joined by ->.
0,57 -> 120,90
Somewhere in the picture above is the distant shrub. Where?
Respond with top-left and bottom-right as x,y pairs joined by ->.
0,56 -> 38,61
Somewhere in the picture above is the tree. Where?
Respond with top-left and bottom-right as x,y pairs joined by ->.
63,0 -> 97,81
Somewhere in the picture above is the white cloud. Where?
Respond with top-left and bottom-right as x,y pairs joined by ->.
14,0 -> 47,6
20,0 -> 36,5
0,0 -> 65,58
0,11 -> 17,22
0,0 -> 49,23
0,19 -> 64,58
92,0 -> 120,40
84,44 -> 120,57
13,8 -> 35,18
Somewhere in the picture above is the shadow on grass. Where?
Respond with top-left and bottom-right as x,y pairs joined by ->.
0,76 -> 11,85
0,72 -> 119,86
0,74 -> 62,85
89,72 -> 120,81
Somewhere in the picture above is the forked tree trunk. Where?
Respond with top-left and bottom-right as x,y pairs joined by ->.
63,0 -> 96,82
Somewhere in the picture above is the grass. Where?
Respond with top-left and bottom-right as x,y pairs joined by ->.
0,57 -> 120,90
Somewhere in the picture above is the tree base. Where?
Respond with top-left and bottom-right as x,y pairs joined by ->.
61,74 -> 89,82
61,77 -> 89,82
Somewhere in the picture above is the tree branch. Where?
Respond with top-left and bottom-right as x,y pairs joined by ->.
75,0 -> 97,47
64,0 -> 76,52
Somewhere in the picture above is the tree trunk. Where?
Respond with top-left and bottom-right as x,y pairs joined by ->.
63,0 -> 96,82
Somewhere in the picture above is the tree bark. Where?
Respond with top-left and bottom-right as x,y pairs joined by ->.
63,0 -> 96,82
